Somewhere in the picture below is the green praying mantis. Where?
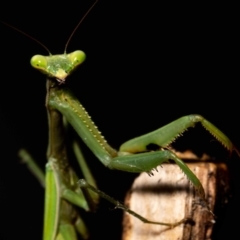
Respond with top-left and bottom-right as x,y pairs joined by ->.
1,1 -> 239,240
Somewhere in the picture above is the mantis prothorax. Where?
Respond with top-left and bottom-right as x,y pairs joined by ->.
2,2 -> 239,240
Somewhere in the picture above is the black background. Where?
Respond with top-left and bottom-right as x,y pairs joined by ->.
0,1 -> 239,239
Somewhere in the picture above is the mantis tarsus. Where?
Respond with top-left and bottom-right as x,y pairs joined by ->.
1,2 -> 240,240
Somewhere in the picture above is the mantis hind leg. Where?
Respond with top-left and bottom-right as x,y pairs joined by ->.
78,179 -> 191,228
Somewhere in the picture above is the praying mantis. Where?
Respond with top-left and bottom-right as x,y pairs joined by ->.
1,1 -> 240,240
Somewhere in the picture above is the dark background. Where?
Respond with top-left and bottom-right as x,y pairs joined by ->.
0,1 -> 239,239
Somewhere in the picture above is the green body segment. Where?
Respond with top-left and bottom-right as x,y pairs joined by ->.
73,141 -> 99,204
48,87 -> 117,166
120,114 -> 235,154
57,224 -> 78,240
44,161 -> 60,240
18,149 -> 45,187
109,149 -> 205,198
61,186 -> 89,211
200,116 -> 234,150
73,216 -> 89,240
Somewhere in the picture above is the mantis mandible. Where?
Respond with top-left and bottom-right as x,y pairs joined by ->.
1,0 -> 238,239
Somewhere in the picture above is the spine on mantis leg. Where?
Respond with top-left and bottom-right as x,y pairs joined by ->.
48,87 -> 118,167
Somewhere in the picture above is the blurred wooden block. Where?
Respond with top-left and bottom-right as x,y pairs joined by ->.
122,152 -> 229,240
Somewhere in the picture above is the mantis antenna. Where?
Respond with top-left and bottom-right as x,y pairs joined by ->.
64,0 -> 98,53
1,21 -> 51,55
1,0 -> 98,55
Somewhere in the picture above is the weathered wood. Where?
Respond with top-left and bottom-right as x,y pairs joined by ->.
122,151 -> 229,240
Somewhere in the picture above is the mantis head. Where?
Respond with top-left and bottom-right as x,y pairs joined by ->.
30,50 -> 86,83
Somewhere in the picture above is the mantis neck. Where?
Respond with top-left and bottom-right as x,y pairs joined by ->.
46,78 -> 69,170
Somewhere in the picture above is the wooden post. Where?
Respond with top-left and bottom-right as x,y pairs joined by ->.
122,151 -> 230,240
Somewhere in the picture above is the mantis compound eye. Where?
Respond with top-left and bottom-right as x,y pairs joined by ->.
30,55 -> 47,70
68,50 -> 86,67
